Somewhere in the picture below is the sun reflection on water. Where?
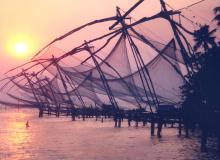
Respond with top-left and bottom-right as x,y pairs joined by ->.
7,122 -> 30,145
3,110 -> 32,160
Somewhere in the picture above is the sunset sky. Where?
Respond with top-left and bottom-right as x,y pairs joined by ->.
0,0 -> 219,77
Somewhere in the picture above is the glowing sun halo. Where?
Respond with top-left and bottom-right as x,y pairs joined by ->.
6,33 -> 36,60
14,42 -> 28,54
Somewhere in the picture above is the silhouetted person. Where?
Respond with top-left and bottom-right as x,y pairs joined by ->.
26,121 -> 30,128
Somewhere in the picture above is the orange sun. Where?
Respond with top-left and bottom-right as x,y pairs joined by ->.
14,42 -> 28,56
6,33 -> 36,60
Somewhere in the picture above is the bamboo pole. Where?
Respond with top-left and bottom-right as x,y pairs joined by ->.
84,41 -> 121,127
160,0 -> 192,75
22,71 -> 44,117
52,56 -> 76,120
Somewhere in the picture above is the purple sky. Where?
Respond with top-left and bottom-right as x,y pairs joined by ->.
0,0 -> 219,77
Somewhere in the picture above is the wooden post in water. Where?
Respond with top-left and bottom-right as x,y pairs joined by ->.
114,115 -> 117,127
201,128 -> 207,152
151,122 -> 155,136
218,122 -> 220,155
128,119 -> 131,126
151,114 -> 155,136
157,116 -> 163,138
178,119 -> 182,136
218,134 -> 220,155
82,109 -> 85,121
118,113 -> 122,127
71,108 -> 76,120
135,121 -> 138,127
143,120 -> 146,126
185,122 -> 189,138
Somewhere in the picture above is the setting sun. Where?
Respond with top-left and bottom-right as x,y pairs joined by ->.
14,42 -> 28,55
6,33 -> 37,60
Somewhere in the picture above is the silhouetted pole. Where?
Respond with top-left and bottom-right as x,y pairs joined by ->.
92,41 -> 143,109
34,74 -> 53,116
112,7 -> 158,113
23,71 -> 44,117
84,42 -> 121,127
45,77 -> 60,116
52,56 -> 76,121
160,0 -> 192,74
201,128 -> 207,152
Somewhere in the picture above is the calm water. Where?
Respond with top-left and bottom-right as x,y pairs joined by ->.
0,108 -> 219,160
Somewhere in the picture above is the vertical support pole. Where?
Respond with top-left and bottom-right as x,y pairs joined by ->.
151,114 -> 155,136
53,56 -> 76,121
143,120 -> 146,126
111,8 -> 157,113
128,119 -> 131,126
71,107 -> 75,121
45,77 -> 59,116
118,111 -> 122,127
84,41 -> 120,128
23,71 -> 43,117
185,121 -> 189,138
160,0 -> 192,74
178,118 -> 182,136
201,128 -> 207,152
135,121 -> 138,127
35,75 -> 52,117
114,115 -> 118,127
217,132 -> 220,155
151,121 -> 155,136
157,116 -> 163,138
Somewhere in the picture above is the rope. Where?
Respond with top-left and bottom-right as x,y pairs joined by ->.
178,0 -> 206,11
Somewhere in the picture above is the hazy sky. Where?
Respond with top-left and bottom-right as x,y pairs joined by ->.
0,0 -> 220,77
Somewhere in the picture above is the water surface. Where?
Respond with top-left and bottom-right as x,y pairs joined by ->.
0,108 -> 219,160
